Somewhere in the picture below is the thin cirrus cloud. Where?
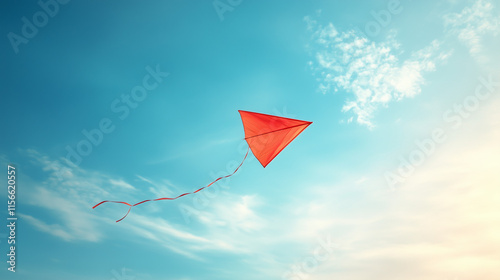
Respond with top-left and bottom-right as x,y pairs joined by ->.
18,148 -> 269,261
306,0 -> 499,128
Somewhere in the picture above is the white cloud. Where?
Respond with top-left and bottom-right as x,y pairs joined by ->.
184,194 -> 265,233
19,214 -> 75,241
122,214 -> 218,260
444,0 -> 500,63
306,17 -> 450,128
109,179 -> 136,190
22,186 -> 104,242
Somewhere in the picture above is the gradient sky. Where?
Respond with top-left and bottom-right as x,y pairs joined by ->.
1,0 -> 499,279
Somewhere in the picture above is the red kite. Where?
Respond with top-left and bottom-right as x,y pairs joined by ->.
93,110 -> 312,222
239,110 -> 312,167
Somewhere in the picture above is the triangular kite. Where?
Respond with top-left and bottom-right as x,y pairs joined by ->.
239,110 -> 312,167
93,110 -> 312,222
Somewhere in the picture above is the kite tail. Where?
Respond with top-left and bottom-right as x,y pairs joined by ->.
92,146 -> 250,222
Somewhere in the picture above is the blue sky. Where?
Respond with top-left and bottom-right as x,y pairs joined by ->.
1,0 -> 500,279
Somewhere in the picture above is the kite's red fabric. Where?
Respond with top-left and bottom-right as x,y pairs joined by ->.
93,110 -> 312,222
239,110 -> 312,167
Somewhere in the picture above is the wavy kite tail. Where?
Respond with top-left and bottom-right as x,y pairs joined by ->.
92,147 -> 250,222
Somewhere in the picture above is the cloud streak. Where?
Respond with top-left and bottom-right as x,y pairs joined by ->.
18,149 -> 272,262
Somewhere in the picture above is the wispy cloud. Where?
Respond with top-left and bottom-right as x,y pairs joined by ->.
109,179 -> 136,190
444,0 -> 500,63
305,17 -> 450,128
184,194 -> 266,233
135,174 -> 178,200
18,149 -> 271,262
123,214 -> 217,260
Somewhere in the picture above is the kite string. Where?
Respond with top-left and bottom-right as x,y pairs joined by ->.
93,146 -> 250,222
